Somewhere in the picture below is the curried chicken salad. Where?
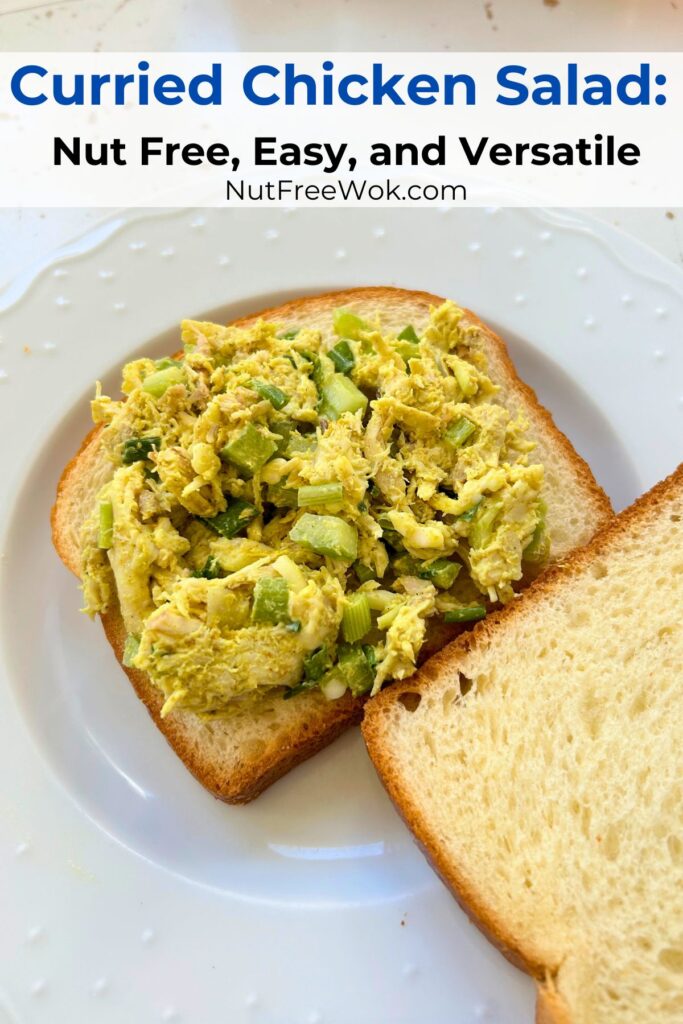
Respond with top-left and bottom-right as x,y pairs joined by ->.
80,300 -> 549,716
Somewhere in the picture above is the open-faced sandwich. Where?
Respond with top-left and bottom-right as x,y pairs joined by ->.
52,287 -> 611,802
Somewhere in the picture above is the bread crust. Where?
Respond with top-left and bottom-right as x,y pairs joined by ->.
362,461 -> 683,1019
52,286 -> 612,803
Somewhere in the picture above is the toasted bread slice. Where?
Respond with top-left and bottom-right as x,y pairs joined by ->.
52,287 -> 611,803
363,465 -> 683,1024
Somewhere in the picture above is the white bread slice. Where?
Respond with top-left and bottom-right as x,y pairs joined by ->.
52,287 -> 611,803
363,465 -> 683,1024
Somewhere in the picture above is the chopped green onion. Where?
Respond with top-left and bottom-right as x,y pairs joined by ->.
354,562 -> 377,584
220,423 -> 278,476
445,417 -> 476,450
333,308 -> 368,339
289,513 -> 358,561
319,374 -> 368,420
98,500 -> 113,549
297,482 -> 344,508
249,379 -> 289,410
191,556 -> 221,580
328,340 -> 355,375
418,558 -> 461,590
121,435 -> 161,465
304,645 -> 332,682
392,553 -> 419,576
362,644 -> 378,672
444,605 -> 487,623
458,499 -> 482,523
122,634 -> 140,667
398,325 -> 419,344
342,593 -> 372,643
396,339 -> 420,363
251,577 -> 290,625
320,673 -> 348,701
312,353 -> 335,392
201,500 -> 258,539
378,515 -> 405,552
279,329 -> 299,340
142,365 -> 184,398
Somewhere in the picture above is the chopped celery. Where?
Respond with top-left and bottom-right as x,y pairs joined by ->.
328,340 -> 355,375
154,357 -> 182,370
201,500 -> 258,538
444,605 -> 486,623
289,513 -> 358,561
122,634 -> 140,667
333,308 -> 368,339
220,423 -> 278,476
342,593 -> 372,643
469,500 -> 502,549
337,644 -> 374,696
354,562 -> 377,584
142,365 -> 184,398
319,374 -> 368,420
297,482 -> 344,508
418,558 -> 461,590
249,379 -> 289,410
191,556 -> 221,580
98,500 -> 113,549
251,577 -> 290,624
445,416 -> 476,450
398,325 -> 419,344
121,435 -> 161,465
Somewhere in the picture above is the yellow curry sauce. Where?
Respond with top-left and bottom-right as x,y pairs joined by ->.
81,301 -> 548,716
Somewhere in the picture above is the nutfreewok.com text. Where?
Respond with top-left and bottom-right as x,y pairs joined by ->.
225,178 -> 467,203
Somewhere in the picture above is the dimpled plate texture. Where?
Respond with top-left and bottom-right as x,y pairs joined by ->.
0,207 -> 682,1024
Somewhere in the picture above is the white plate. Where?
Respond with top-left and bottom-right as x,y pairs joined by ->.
0,207 -> 682,1024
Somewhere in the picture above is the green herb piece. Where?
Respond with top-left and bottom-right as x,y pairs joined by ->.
328,340 -> 355,375
121,435 -> 161,465
444,605 -> 487,623
249,379 -> 289,410
398,325 -> 419,344
191,556 -> 222,580
201,500 -> 258,539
